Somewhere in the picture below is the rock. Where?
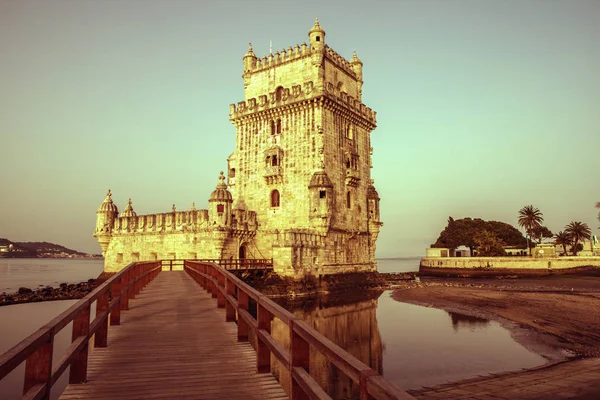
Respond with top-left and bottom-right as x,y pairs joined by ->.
18,287 -> 33,295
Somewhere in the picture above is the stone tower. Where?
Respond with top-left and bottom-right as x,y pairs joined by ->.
228,19 -> 382,275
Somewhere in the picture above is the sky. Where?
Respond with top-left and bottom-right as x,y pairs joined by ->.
0,0 -> 598,257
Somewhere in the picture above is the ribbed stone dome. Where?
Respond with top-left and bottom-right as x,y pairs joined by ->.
97,189 -> 118,214
308,18 -> 325,36
209,171 -> 233,202
308,171 -> 333,188
367,185 -> 380,200
120,198 -> 137,217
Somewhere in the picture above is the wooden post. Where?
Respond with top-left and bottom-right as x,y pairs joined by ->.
23,332 -> 53,397
121,269 -> 130,311
225,277 -> 235,322
217,272 -> 225,308
110,276 -> 122,325
359,370 -> 378,400
257,303 -> 273,373
95,291 -> 109,348
290,320 -> 310,400
237,289 -> 249,342
70,303 -> 91,383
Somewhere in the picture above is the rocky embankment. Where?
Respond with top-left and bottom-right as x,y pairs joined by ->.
0,280 -> 99,306
237,271 -> 415,297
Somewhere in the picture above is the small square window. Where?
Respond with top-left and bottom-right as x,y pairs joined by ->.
316,36 -> 320,42
319,190 -> 326,199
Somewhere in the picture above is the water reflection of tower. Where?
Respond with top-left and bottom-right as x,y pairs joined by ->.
271,292 -> 384,399
448,311 -> 490,331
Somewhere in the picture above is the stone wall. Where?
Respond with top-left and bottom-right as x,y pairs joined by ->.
420,256 -> 600,277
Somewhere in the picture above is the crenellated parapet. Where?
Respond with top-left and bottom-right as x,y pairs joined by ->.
243,42 -> 312,75
229,82 -> 376,125
323,46 -> 356,78
274,229 -> 326,248
111,209 -> 211,235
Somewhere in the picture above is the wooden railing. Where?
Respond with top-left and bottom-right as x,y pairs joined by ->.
160,258 -> 273,271
184,260 -> 415,400
0,261 -> 161,400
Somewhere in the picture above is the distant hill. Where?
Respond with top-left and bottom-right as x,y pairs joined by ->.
0,238 -> 100,258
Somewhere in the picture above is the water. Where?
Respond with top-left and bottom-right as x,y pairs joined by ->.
0,300 -> 79,400
0,258 -> 104,293
273,290 -> 546,397
376,257 -> 420,273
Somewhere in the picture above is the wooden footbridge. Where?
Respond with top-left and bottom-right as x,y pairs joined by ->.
0,260 -> 415,400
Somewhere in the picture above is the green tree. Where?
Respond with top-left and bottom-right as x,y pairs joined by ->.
532,225 -> 553,243
517,205 -> 544,254
432,217 -> 527,255
554,231 -> 571,256
564,221 -> 591,256
473,230 -> 506,256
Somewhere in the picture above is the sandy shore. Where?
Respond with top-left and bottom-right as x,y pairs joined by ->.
392,274 -> 600,358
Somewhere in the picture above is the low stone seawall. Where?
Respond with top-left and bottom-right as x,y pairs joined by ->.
420,256 -> 600,277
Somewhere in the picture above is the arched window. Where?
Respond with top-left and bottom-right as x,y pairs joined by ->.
271,190 -> 280,207
270,120 -> 275,135
272,155 -> 278,166
217,204 -> 224,213
276,119 -> 282,134
346,125 -> 353,139
346,191 -> 351,208
276,86 -> 283,102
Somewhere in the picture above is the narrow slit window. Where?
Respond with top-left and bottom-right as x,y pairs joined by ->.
271,190 -> 280,207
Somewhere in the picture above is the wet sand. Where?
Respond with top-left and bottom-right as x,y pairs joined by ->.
392,274 -> 600,358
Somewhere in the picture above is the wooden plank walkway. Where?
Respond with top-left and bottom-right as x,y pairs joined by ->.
60,271 -> 288,400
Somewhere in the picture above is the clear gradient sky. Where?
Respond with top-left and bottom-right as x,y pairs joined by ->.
1,0 -> 598,257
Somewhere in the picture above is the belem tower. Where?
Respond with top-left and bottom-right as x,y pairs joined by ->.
94,19 -> 382,276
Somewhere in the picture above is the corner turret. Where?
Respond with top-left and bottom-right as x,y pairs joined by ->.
94,189 -> 118,255
350,51 -> 363,100
308,170 -> 334,230
208,171 -> 233,228
308,18 -> 325,50
242,43 -> 257,87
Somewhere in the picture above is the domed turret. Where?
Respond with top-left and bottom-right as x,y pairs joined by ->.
209,171 -> 233,228
120,198 -> 137,218
209,171 -> 233,203
308,18 -> 325,51
350,51 -> 363,100
308,170 -> 334,230
94,189 -> 118,255
308,170 -> 334,188
97,189 -> 118,214
367,185 -> 379,200
243,43 -> 257,74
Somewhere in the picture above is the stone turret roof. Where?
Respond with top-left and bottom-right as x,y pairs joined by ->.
308,171 -> 334,188
120,198 -> 137,217
209,171 -> 233,202
367,185 -> 380,200
97,189 -> 118,214
309,18 -> 325,35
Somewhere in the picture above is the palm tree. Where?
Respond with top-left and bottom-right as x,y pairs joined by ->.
554,231 -> 571,256
518,205 -> 544,255
564,221 -> 592,256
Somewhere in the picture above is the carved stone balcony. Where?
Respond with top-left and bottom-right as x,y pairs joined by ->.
345,168 -> 360,187
264,166 -> 283,185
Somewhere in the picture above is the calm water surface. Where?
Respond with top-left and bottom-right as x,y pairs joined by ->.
274,290 -> 546,397
376,257 -> 419,273
0,258 -> 104,293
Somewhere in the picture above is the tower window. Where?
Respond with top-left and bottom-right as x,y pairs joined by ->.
316,36 -> 320,42
276,86 -> 283,102
276,119 -> 282,134
271,120 -> 275,135
319,190 -> 326,199
217,204 -> 224,213
229,168 -> 236,178
272,155 -> 278,166
346,191 -> 351,208
271,190 -> 280,207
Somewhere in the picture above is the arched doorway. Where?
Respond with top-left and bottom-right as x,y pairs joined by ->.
239,244 -> 246,259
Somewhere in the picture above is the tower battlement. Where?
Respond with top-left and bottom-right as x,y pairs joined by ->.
229,83 -> 376,125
